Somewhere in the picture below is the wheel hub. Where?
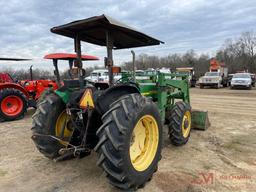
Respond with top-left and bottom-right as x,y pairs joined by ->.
181,111 -> 191,138
55,110 -> 73,145
129,115 -> 159,172
184,118 -> 189,129
1,96 -> 23,116
6,102 -> 12,108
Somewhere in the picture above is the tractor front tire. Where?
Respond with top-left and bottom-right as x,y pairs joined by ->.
31,93 -> 71,159
168,101 -> 192,146
0,88 -> 28,121
95,93 -> 162,190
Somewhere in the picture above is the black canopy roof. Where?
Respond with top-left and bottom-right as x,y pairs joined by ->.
51,14 -> 164,49
0,58 -> 31,61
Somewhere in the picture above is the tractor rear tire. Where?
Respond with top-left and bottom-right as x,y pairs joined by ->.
31,93 -> 69,159
95,93 -> 162,190
168,101 -> 192,146
0,88 -> 28,121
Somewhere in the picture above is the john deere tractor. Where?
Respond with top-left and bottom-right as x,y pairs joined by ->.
32,15 -> 207,190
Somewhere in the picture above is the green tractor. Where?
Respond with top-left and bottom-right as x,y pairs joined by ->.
31,15 -> 208,190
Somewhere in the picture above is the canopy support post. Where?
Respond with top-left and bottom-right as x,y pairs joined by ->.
53,59 -> 61,86
75,35 -> 84,89
30,65 -> 33,81
106,30 -> 114,85
131,50 -> 136,82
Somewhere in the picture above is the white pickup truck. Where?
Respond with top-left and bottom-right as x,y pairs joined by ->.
85,69 -> 109,83
85,69 -> 122,83
199,70 -> 228,89
230,73 -> 252,89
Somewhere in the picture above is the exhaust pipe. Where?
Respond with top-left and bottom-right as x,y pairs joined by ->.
131,50 -> 135,82
30,65 -> 33,81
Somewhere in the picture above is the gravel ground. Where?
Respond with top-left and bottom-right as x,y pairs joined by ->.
0,87 -> 255,192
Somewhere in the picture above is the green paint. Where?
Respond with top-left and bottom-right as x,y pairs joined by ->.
55,89 -> 72,104
191,110 -> 210,130
122,71 -> 191,122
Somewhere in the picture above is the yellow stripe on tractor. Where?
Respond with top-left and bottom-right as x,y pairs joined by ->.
141,90 -> 158,96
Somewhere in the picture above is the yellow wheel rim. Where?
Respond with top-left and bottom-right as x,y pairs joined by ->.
181,111 -> 191,138
129,115 -> 159,172
55,110 -> 72,145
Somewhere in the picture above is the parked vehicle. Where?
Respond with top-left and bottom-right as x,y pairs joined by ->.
86,69 -> 123,84
176,67 -> 196,87
228,74 -> 234,86
85,69 -> 108,83
199,58 -> 228,88
0,58 -> 59,121
0,54 -> 98,122
250,73 -> 255,87
135,69 -> 144,75
230,73 -> 252,89
158,67 -> 171,74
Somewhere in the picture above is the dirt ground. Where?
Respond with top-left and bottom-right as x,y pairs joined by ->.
0,87 -> 255,192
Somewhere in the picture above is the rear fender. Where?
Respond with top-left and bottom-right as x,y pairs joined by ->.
54,88 -> 72,104
55,84 -> 140,113
0,83 -> 29,98
95,84 -> 140,114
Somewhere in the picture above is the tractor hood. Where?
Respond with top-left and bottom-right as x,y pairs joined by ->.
50,14 -> 164,49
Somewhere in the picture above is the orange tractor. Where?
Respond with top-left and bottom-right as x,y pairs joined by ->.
0,54 -> 98,121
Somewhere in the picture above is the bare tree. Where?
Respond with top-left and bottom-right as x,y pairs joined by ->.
217,31 -> 256,73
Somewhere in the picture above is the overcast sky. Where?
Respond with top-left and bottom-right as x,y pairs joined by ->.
0,0 -> 256,71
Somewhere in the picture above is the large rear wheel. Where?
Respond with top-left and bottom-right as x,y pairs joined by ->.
95,93 -> 162,190
0,88 -> 27,121
31,93 -> 73,159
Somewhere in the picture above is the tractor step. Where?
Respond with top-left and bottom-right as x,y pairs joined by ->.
191,109 -> 210,130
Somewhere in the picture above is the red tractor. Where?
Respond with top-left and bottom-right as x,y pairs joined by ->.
0,54 -> 98,121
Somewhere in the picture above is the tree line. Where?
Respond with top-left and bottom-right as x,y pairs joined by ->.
1,31 -> 256,80
124,31 -> 256,77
